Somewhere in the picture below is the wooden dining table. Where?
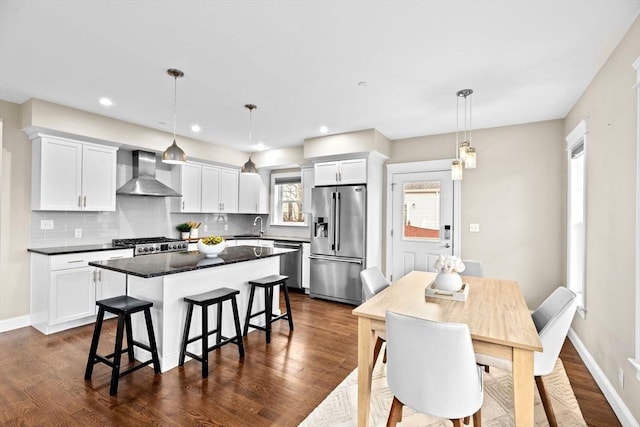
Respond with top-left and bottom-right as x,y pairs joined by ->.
352,270 -> 543,427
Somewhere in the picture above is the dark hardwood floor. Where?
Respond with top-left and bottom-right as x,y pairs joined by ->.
0,291 -> 620,426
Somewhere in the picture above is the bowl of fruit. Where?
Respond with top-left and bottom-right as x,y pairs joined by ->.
197,236 -> 226,258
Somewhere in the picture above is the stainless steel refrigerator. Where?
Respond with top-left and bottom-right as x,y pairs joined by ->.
310,185 -> 366,305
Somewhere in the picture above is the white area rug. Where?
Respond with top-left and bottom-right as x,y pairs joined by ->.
300,355 -> 585,426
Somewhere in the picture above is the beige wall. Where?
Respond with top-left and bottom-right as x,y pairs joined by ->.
23,98 -> 249,167
0,100 -> 32,321
390,120 -> 565,307
564,16 -> 640,421
304,128 -> 391,159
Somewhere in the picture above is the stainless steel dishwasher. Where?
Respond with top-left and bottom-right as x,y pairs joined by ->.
274,241 -> 302,289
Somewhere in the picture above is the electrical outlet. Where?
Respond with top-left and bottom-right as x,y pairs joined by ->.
618,367 -> 624,389
203,225 -> 208,232
74,228 -> 83,238
224,224 -> 228,231
40,219 -> 54,230
469,223 -> 480,232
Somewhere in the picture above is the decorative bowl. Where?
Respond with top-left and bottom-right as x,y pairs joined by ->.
197,239 -> 226,258
434,271 -> 463,292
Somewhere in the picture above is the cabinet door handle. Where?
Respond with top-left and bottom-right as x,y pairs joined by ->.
97,270 -> 102,282
182,201 -> 185,210
78,196 -> 82,208
109,256 -> 124,260
83,196 -> 87,208
92,270 -> 97,283
67,259 -> 84,264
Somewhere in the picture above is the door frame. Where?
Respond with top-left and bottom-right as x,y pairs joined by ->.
385,159 -> 461,281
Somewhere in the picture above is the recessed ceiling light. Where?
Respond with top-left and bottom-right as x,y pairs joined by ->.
99,97 -> 113,107
191,124 -> 201,132
319,126 -> 329,134
251,142 -> 268,151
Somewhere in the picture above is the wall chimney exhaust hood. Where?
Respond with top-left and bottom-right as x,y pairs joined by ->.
117,150 -> 182,197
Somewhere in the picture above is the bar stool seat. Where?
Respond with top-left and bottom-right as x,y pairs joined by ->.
84,295 -> 160,396
243,274 -> 294,343
179,287 -> 245,378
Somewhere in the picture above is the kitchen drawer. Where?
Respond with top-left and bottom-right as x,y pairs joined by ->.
49,249 -> 132,271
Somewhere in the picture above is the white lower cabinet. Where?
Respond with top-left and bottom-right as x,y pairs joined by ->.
31,249 -> 132,334
302,243 -> 310,290
50,267 -> 96,325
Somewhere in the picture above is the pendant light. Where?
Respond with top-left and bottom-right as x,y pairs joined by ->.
452,88 -> 477,180
241,104 -> 258,174
162,68 -> 187,164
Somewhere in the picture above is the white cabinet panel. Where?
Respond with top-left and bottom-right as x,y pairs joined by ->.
219,168 -> 238,212
302,243 -> 310,289
314,159 -> 367,186
50,267 -> 96,325
81,144 -> 117,211
238,173 -> 269,213
338,159 -> 367,184
302,167 -> 314,213
314,162 -> 340,186
179,162 -> 238,213
181,162 -> 202,212
31,135 -> 117,211
31,248 -> 133,334
201,165 -> 221,212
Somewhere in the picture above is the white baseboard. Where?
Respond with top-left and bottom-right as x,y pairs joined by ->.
0,314 -> 31,333
568,329 -> 640,427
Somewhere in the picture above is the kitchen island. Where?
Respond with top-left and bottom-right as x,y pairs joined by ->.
89,245 -> 294,372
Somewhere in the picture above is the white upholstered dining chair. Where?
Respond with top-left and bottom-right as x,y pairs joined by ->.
360,267 -> 390,363
476,286 -> 577,427
385,311 -> 484,427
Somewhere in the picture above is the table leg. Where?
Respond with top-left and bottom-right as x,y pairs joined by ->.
357,317 -> 375,427
512,347 -> 535,426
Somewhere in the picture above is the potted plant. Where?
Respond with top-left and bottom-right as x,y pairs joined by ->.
176,223 -> 192,239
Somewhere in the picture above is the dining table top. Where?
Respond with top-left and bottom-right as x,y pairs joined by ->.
352,270 -> 542,352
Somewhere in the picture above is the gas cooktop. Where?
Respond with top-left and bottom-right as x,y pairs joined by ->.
112,237 -> 188,256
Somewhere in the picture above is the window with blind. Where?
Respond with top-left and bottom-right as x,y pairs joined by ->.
566,120 -> 587,317
271,172 -> 305,226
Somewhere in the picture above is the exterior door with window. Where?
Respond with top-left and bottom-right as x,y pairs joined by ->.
391,170 -> 454,281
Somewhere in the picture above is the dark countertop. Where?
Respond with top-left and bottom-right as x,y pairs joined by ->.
89,245 -> 294,278
28,235 -> 309,256
28,244 -> 123,255
183,234 -> 311,244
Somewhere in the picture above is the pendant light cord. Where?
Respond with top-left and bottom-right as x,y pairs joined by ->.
172,75 -> 177,141
455,94 -> 460,160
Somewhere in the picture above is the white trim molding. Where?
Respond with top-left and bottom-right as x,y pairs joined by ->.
0,315 -> 31,334
565,118 -> 589,318
385,160 -> 462,281
569,330 -> 640,427
632,55 -> 640,380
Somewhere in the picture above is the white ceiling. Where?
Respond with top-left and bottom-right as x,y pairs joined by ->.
1,1 -> 639,153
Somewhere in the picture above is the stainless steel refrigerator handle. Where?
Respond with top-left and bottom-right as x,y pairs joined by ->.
330,192 -> 336,250
309,254 -> 362,264
335,192 -> 341,251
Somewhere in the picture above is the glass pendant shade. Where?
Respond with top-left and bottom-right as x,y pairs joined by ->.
451,159 -> 463,180
241,156 -> 258,174
162,139 -> 187,164
459,141 -> 470,163
464,147 -> 476,169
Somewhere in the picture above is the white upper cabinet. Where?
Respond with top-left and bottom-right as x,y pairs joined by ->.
238,171 -> 269,214
314,158 -> 367,186
302,166 -> 314,213
179,161 -> 238,213
32,135 -> 117,211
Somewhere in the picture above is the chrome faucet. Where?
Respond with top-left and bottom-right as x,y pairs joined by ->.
253,216 -> 264,238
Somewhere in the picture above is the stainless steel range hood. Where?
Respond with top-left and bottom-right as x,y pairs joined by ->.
117,150 -> 182,197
